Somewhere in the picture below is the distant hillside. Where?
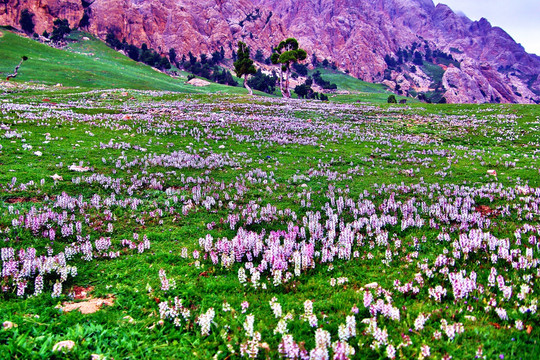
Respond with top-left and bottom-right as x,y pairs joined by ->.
0,29 -> 240,93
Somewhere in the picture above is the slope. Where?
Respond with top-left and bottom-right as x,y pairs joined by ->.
0,29 -> 240,94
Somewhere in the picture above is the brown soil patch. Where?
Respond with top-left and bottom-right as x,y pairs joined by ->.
6,197 -> 40,204
475,205 -> 499,217
72,285 -> 94,300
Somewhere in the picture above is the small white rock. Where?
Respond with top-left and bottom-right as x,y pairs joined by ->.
487,170 -> 497,176
52,340 -> 75,352
2,321 -> 16,329
68,165 -> 90,172
34,151 -> 42,156
123,316 -> 135,323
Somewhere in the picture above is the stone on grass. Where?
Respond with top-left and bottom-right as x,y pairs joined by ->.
186,78 -> 210,87
2,321 -> 17,329
68,165 -> 91,172
52,340 -> 75,352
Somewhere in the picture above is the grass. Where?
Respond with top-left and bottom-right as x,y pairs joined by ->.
0,29 -> 250,94
308,67 -> 414,103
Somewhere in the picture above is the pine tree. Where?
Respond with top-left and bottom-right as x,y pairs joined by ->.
233,41 -> 257,96
271,38 -> 307,98
19,9 -> 35,34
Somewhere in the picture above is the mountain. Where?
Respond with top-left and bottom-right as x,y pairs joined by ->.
1,0 -> 539,103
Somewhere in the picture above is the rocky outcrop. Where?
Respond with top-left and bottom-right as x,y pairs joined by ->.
0,0 -> 84,32
1,0 -> 539,103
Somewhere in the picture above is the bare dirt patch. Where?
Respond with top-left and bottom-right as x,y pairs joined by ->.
61,297 -> 115,314
60,286 -> 114,314
5,197 -> 40,204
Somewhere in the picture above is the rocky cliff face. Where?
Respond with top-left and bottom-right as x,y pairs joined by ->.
1,0 -> 539,103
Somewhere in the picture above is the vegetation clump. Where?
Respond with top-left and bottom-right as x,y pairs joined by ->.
271,37 -> 307,98
19,9 -> 35,35
233,41 -> 257,96
50,19 -> 71,42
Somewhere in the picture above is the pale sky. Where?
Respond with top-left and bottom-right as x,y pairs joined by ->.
439,1 -> 540,56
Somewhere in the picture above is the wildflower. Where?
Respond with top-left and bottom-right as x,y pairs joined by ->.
414,313 -> 429,331
197,307 -> 215,336
386,344 -> 396,359
269,297 -> 282,318
241,301 -> 249,313
315,328 -> 331,349
278,334 -> 300,359
495,308 -> 508,321
41,278 -> 60,299
243,314 -> 255,337
238,267 -> 247,285
421,344 -> 430,357
274,318 -> 288,335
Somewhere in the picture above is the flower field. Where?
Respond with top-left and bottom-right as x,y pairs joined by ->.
0,87 -> 539,359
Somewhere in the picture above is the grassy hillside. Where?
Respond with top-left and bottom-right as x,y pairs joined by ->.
0,29 -> 246,94
307,67 -> 414,103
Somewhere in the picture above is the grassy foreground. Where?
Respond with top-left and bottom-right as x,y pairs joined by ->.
0,83 -> 539,359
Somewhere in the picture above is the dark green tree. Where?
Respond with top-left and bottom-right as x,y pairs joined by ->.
233,41 -> 257,96
292,62 -> 308,76
271,38 -> 307,98
311,52 -> 319,67
312,70 -> 337,90
254,49 -> 264,62
294,83 -> 309,99
105,30 -> 122,49
19,9 -> 35,34
79,10 -> 90,29
413,51 -> 423,66
248,69 -> 277,94
211,50 -> 222,65
387,94 -> 397,103
168,48 -> 177,66
126,44 -> 140,61
50,19 -> 71,42
200,53 -> 208,64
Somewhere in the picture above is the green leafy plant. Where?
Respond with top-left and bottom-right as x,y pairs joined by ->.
271,38 -> 307,98
233,41 -> 257,95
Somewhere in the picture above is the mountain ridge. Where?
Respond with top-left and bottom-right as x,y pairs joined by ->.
1,0 -> 539,103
